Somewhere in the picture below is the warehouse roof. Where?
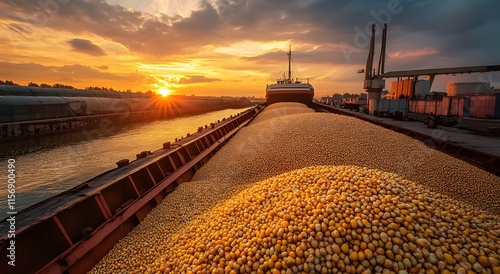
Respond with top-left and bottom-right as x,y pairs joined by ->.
383,65 -> 500,78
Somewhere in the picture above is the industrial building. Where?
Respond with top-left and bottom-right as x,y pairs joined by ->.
361,22 -> 500,127
378,80 -> 500,120
389,78 -> 433,99
0,96 -> 151,123
0,85 -> 155,123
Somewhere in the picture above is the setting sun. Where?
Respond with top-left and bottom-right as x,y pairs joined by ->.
158,88 -> 170,97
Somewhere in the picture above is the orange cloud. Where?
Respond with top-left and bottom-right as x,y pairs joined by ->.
388,47 -> 439,59
177,75 -> 221,84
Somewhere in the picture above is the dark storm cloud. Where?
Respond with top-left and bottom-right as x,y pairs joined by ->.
379,0 -> 500,68
68,39 -> 107,56
245,46 -> 365,66
216,0 -> 500,69
0,0 -> 226,56
1,0 -> 499,69
177,75 -> 221,84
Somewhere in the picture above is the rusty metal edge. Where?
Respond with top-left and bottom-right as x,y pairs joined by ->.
41,119 -> 253,273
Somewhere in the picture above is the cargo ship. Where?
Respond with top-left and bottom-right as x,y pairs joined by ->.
265,46 -> 314,106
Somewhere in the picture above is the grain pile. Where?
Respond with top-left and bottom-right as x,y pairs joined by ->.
157,166 -> 499,273
90,103 -> 500,273
250,103 -> 314,124
193,103 -> 499,214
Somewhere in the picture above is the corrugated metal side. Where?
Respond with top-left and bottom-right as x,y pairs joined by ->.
377,99 -> 408,115
495,94 -> 500,118
470,95 -> 496,118
448,97 -> 465,117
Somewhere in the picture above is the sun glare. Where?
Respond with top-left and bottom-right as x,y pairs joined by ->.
158,88 -> 170,97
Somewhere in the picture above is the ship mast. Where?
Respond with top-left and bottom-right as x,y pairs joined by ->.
287,45 -> 292,82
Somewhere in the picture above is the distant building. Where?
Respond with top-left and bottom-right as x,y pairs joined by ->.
389,78 -> 432,99
414,80 -> 431,98
359,93 -> 367,105
447,82 -> 492,95
376,81 -> 500,119
330,93 -> 342,101
320,96 -> 332,104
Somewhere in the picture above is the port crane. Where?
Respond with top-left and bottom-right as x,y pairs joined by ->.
363,23 -> 387,114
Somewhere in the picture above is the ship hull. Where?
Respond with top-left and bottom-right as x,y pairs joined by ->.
266,83 -> 314,106
266,91 -> 314,106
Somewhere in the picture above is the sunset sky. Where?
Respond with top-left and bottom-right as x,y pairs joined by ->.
1,0 -> 499,98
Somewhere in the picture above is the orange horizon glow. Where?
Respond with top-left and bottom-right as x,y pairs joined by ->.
0,16 -> 369,99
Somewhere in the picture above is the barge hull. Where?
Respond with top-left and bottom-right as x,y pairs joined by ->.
265,91 -> 314,106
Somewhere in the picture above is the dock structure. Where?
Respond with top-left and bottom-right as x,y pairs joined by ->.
361,24 -> 500,118
383,65 -> 500,79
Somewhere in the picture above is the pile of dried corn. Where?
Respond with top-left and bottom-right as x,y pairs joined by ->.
250,102 -> 314,125
90,103 -> 500,273
157,165 -> 500,273
193,103 -> 499,214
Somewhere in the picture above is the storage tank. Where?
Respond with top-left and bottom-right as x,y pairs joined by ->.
390,79 -> 414,99
415,80 -> 431,96
447,82 -> 491,96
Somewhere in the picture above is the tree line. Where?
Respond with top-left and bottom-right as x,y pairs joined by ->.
28,82 -> 75,89
0,80 -> 18,85
0,80 -> 77,89
329,93 -> 365,100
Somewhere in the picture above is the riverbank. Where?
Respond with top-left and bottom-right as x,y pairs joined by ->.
0,95 -> 255,143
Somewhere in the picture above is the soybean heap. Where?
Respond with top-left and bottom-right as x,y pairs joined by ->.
90,103 -> 500,274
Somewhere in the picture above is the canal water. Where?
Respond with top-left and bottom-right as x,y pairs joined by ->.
0,107 -> 252,220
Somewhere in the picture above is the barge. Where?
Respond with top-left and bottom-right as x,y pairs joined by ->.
0,105 -> 263,274
1,102 -> 499,273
